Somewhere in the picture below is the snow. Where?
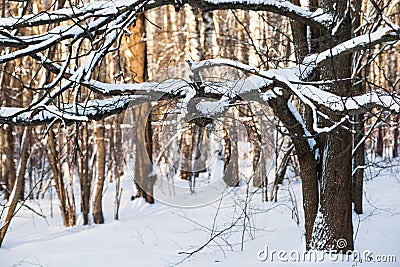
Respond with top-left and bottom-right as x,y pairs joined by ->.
303,27 -> 399,67
204,0 -> 333,27
1,159 -> 400,266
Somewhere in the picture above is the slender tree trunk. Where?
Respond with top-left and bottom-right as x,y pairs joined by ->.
47,129 -> 76,227
114,114 -> 122,220
202,11 -> 214,59
376,126 -> 384,157
180,127 -> 192,181
393,115 -> 399,158
3,126 -> 16,201
351,0 -> 364,215
16,128 -> 30,200
93,120 -> 106,224
0,128 -> 29,247
80,123 -> 91,225
352,114 -> 365,215
224,116 -> 239,187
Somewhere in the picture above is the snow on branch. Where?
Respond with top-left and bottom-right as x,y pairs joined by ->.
0,0 -> 331,33
183,0 -> 333,29
0,96 -> 145,126
0,0 -> 147,29
302,26 -> 400,77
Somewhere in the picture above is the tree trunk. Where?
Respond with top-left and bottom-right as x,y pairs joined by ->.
93,120 -> 106,224
312,128 -> 353,251
393,115 -> 399,158
47,129 -> 76,227
3,126 -> 16,200
133,104 -> 156,203
351,0 -> 364,215
376,126 -> 384,157
352,114 -> 365,215
310,0 -> 354,252
0,128 -> 29,247
224,116 -> 239,187
80,123 -> 91,225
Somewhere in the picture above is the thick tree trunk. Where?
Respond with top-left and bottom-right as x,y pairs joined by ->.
133,104 -> 156,203
93,120 -> 106,224
312,128 -> 354,251
310,0 -> 354,252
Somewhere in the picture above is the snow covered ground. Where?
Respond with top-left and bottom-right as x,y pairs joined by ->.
1,160 -> 400,267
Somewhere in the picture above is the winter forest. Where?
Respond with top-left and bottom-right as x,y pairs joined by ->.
0,0 -> 399,266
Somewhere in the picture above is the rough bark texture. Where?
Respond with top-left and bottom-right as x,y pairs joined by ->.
310,0 -> 354,252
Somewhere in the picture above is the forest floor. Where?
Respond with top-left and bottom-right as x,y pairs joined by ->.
1,159 -> 400,267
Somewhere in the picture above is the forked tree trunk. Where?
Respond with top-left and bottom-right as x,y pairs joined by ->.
286,0 -> 356,251
269,96 -> 319,250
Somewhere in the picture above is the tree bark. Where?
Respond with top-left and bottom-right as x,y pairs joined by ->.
224,116 -> 239,187
351,0 -> 364,215
93,120 -> 106,224
133,104 -> 156,203
310,0 -> 354,252
352,114 -> 365,215
0,128 -> 29,247
79,123 -> 91,225
269,96 -> 319,250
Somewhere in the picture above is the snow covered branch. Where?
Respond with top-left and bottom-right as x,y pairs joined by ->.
0,0 -> 332,32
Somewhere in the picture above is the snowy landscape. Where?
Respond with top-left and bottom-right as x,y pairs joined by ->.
1,157 -> 399,267
0,0 -> 400,267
